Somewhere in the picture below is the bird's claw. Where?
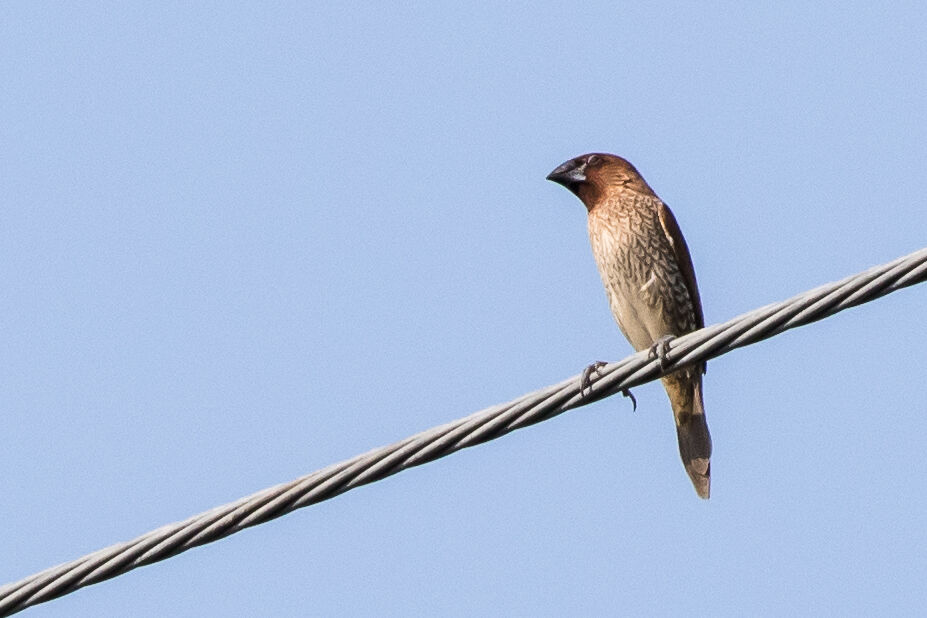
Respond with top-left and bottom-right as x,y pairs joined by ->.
621,388 -> 637,412
580,361 -> 608,397
648,335 -> 675,371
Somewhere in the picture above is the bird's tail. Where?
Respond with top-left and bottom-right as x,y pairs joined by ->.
663,373 -> 712,499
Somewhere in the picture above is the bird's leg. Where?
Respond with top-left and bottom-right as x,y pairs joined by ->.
580,361 -> 607,397
648,335 -> 675,372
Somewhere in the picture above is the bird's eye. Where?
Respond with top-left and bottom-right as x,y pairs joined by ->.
587,155 -> 600,165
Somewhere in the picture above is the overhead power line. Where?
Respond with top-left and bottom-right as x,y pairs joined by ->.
2,246 -> 925,616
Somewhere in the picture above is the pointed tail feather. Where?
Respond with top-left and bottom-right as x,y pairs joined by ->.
664,375 -> 712,499
676,413 -> 712,499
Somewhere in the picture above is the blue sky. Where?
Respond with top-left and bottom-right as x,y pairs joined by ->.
2,2 -> 926,616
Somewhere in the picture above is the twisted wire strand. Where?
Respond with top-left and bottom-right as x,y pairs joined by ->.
2,246 -> 925,616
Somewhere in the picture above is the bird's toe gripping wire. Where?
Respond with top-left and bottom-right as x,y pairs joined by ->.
580,361 -> 607,397
580,361 -> 637,411
648,335 -> 675,372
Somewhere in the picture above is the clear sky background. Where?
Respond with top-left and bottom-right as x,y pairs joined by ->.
2,2 -> 926,616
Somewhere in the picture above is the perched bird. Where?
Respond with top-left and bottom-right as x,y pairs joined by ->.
547,153 -> 712,498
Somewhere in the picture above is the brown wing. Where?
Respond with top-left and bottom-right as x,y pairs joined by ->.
657,201 -> 704,330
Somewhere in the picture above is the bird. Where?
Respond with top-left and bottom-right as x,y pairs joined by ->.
546,153 -> 712,499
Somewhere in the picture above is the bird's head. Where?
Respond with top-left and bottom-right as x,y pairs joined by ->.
546,153 -> 652,211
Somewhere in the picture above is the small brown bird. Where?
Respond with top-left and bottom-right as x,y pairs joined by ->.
547,153 -> 712,498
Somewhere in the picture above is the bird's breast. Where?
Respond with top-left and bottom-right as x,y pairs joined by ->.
587,197 -> 695,349
587,203 -> 660,291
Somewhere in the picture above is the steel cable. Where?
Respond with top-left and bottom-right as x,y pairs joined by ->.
2,246 -> 925,616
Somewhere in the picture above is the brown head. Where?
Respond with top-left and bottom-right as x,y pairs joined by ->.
546,153 -> 654,211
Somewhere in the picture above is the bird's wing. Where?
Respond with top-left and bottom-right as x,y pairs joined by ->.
657,201 -> 704,330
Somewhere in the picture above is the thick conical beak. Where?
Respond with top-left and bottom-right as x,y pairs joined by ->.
546,159 -> 586,185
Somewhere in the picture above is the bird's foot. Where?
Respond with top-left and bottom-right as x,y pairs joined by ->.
580,361 -> 608,397
580,361 -> 637,411
648,335 -> 675,371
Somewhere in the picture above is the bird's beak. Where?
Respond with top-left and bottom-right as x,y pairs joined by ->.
546,159 -> 586,186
